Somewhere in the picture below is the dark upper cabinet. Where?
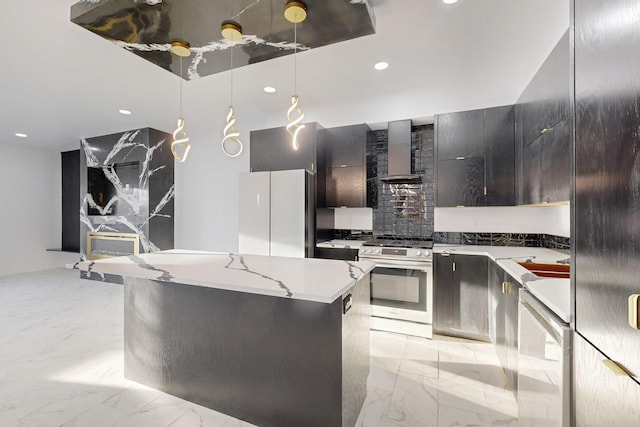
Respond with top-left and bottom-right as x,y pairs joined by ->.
517,31 -> 570,146
325,124 -> 369,207
326,166 -> 365,207
437,158 -> 485,207
436,110 -> 485,159
434,253 -> 489,341
485,105 -> 516,206
516,31 -> 571,205
250,123 -> 323,174
326,124 -> 368,167
435,105 -> 515,207
574,0 -> 640,383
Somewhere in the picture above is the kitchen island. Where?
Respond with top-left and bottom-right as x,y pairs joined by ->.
77,250 -> 374,427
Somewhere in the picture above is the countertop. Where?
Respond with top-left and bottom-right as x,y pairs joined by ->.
77,249 -> 374,304
433,244 -> 571,323
316,240 -> 368,249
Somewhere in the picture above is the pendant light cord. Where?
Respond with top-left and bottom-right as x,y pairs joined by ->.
294,21 -> 298,94
230,48 -> 234,105
179,55 -> 183,117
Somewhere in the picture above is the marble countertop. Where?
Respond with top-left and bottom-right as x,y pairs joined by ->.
433,244 -> 571,323
77,249 -> 374,304
316,240 -> 369,249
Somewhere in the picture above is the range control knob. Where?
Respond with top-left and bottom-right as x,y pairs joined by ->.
416,250 -> 422,256
374,249 -> 381,254
424,250 -> 431,257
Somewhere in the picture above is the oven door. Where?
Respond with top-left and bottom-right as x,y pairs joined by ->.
361,257 -> 433,324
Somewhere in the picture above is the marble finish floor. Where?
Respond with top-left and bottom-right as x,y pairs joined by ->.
0,268 -> 517,427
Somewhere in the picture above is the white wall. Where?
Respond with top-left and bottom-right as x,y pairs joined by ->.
0,143 -> 77,276
435,205 -> 570,237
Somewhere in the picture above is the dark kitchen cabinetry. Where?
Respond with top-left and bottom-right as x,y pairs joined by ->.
436,158 -> 485,207
315,247 -> 358,261
436,110 -> 485,160
488,261 -> 520,394
250,123 -> 325,175
434,253 -> 489,341
522,117 -> 571,204
574,0 -> 640,415
485,106 -> 516,206
325,124 -> 369,208
435,105 -> 515,207
516,31 -> 571,205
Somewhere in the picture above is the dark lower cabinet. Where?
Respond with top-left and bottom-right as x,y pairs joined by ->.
315,247 -> 358,262
488,261 -> 519,395
437,158 -> 485,207
434,253 -> 489,341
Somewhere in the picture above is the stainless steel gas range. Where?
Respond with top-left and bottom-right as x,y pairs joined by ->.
358,239 -> 433,338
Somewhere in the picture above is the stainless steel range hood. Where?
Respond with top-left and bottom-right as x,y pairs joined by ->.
380,120 -> 421,182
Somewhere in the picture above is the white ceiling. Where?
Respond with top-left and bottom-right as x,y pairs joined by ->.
0,0 -> 569,151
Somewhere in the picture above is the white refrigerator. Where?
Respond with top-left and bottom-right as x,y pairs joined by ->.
239,169 -> 314,258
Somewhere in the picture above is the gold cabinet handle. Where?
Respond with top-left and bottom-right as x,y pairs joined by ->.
602,359 -> 631,377
540,128 -> 549,134
629,294 -> 640,330
456,156 -> 465,160
502,281 -> 511,295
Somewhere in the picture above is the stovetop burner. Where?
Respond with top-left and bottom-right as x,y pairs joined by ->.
362,238 -> 434,249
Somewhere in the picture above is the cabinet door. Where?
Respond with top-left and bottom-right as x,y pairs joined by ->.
518,31 -> 570,146
485,105 -> 515,206
574,333 -> 640,427
575,0 -> 640,377
62,149 -> 81,252
540,117 -> 571,203
250,125 -> 316,173
504,277 -> 520,395
437,158 -> 485,207
436,109 -> 485,159
326,124 -> 368,167
326,166 -> 365,207
521,136 -> 543,205
270,170 -> 306,258
488,262 -> 507,369
452,255 -> 489,341
434,253 -> 455,333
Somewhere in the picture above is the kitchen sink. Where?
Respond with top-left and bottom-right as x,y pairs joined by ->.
517,262 -> 570,279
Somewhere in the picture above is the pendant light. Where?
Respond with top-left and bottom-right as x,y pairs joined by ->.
284,1 -> 307,151
170,40 -> 191,163
221,21 -> 243,158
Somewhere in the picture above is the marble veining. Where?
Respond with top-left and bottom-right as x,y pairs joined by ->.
70,0 -> 375,80
79,128 -> 175,276
77,249 -> 374,303
224,253 -> 293,298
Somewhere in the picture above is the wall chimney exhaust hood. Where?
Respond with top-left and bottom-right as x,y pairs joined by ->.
380,120 -> 420,182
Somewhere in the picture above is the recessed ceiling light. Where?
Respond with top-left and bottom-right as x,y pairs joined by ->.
119,109 -> 132,115
443,0 -> 458,4
263,86 -> 276,93
15,133 -> 27,138
374,62 -> 389,71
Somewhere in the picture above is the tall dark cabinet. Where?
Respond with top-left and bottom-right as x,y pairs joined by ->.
574,0 -> 640,423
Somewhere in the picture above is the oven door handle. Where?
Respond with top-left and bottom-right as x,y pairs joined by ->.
360,258 -> 432,272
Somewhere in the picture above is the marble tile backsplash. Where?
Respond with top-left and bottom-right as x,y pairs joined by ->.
434,232 -> 571,252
